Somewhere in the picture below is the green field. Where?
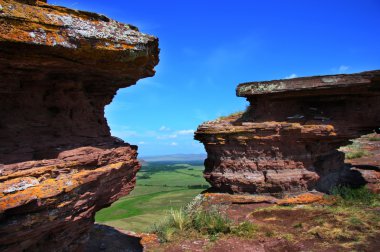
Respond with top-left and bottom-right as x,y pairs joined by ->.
95,162 -> 209,232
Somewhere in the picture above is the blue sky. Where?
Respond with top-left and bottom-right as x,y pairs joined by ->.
51,0 -> 380,156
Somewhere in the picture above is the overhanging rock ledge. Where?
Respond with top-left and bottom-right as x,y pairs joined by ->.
0,0 -> 159,251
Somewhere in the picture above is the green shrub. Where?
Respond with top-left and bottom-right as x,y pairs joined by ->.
265,230 -> 275,237
231,221 -> 258,238
331,186 -> 379,207
281,233 -> 294,242
293,222 -> 303,229
348,217 -> 363,226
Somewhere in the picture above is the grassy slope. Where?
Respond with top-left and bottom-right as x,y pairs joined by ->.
95,163 -> 209,232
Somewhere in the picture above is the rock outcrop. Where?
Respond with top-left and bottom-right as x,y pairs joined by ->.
195,70 -> 380,195
0,0 -> 159,251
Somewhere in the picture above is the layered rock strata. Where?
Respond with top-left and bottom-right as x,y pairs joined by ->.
0,0 -> 159,251
195,70 -> 380,195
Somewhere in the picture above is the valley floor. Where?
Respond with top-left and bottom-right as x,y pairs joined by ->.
95,162 -> 208,232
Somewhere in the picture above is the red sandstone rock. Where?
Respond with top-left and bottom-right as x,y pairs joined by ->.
0,0 -> 159,164
0,0 -> 159,251
0,146 -> 140,251
202,192 -> 334,206
340,133 -> 380,193
195,70 -> 380,195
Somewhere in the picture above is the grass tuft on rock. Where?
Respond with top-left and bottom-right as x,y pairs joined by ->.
367,133 -> 380,141
217,111 -> 244,121
151,196 -> 258,242
368,136 -> 380,141
231,221 -> 258,238
192,208 -> 232,235
340,141 -> 370,159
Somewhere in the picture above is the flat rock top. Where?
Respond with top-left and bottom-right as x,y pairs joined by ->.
0,0 -> 159,83
0,0 -> 156,52
237,70 -> 380,97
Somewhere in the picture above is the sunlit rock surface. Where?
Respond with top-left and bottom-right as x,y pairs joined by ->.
0,0 -> 159,250
195,70 -> 380,195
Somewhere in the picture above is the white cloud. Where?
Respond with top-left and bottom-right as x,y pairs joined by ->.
159,126 -> 170,131
156,129 -> 195,139
338,65 -> 349,73
156,134 -> 177,140
176,129 -> 195,135
284,73 -> 297,79
170,142 -> 178,146
138,141 -> 146,145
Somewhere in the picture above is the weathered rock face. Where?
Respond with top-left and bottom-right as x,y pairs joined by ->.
195,70 -> 380,195
0,0 -> 159,251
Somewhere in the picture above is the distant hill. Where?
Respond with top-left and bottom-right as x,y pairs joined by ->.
139,159 -> 148,166
139,154 -> 206,162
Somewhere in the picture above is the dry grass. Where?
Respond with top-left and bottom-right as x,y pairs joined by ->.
247,187 -> 380,249
217,111 -> 244,121
151,198 -> 258,242
340,141 -> 370,159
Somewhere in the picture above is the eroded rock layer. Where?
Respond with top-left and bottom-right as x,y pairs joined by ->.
0,0 -> 159,251
195,70 -> 380,195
